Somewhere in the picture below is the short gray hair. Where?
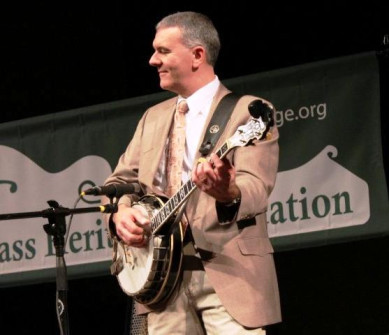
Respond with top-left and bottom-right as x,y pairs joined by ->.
156,11 -> 221,67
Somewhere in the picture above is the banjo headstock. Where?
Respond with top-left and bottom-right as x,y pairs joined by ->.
227,99 -> 274,149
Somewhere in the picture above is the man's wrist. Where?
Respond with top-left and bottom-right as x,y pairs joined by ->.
218,186 -> 241,206
221,196 -> 241,207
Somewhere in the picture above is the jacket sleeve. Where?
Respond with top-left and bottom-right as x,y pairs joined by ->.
100,110 -> 149,237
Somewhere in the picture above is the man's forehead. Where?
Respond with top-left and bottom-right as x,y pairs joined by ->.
155,26 -> 182,40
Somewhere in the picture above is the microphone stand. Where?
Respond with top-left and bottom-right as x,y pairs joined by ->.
0,200 -> 117,335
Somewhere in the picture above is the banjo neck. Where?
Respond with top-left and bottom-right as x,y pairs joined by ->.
151,141 -> 231,235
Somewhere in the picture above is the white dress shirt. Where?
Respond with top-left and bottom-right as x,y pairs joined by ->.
154,76 -> 220,193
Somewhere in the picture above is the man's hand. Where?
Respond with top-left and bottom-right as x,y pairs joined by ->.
112,203 -> 151,248
192,153 -> 241,203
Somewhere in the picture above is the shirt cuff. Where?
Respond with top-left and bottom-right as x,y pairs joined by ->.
215,197 -> 241,223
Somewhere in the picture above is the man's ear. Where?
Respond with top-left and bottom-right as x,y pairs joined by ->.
192,46 -> 206,69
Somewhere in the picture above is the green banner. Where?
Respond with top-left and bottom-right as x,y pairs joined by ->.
0,51 -> 388,286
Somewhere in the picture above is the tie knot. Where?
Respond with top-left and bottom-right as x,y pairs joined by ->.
177,100 -> 189,114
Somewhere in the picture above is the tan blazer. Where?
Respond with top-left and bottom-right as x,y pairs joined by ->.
104,84 -> 281,328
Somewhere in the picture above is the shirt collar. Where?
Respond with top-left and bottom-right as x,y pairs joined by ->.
177,76 -> 220,114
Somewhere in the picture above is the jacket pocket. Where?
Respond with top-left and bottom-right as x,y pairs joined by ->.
237,237 -> 274,256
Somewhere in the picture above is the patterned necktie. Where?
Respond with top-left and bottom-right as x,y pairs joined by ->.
166,100 -> 189,197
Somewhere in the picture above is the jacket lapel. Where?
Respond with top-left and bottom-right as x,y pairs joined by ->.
141,99 -> 177,190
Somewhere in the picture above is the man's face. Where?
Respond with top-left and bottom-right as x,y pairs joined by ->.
149,26 -> 195,96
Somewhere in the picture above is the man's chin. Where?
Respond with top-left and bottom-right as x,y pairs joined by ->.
159,81 -> 171,91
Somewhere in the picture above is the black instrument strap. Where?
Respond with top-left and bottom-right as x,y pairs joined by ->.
199,92 -> 241,156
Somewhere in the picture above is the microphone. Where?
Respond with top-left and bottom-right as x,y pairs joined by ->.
81,183 -> 141,198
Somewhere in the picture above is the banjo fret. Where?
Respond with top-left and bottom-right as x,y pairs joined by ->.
152,178 -> 194,234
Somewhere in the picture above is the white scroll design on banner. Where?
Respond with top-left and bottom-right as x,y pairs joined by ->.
0,145 -> 113,274
268,145 -> 370,237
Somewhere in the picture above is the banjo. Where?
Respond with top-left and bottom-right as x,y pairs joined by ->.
110,99 -> 274,307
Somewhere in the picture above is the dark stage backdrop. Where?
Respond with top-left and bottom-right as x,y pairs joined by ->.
0,54 -> 388,335
0,1 -> 388,335
1,52 -> 387,287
